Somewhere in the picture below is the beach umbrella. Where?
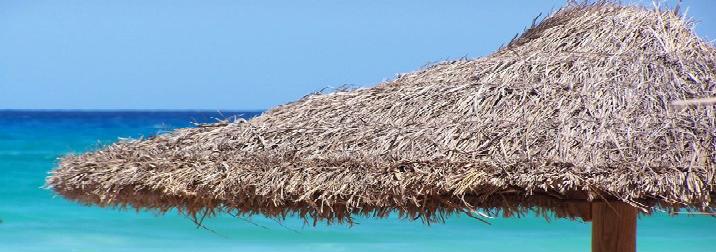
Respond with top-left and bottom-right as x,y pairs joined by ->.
47,2 -> 715,252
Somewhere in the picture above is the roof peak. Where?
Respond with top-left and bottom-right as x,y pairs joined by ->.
501,2 -> 702,56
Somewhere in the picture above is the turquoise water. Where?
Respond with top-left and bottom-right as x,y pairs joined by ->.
0,111 -> 714,252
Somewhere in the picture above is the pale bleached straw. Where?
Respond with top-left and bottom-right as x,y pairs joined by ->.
47,2 -> 716,224
672,97 -> 716,106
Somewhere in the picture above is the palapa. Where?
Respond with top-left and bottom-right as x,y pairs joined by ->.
48,2 -> 714,251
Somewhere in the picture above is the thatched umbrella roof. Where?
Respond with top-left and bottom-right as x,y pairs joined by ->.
48,2 -> 715,224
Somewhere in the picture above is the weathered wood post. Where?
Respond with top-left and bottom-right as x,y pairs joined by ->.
591,202 -> 637,252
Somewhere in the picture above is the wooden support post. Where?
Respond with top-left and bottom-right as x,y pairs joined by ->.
591,202 -> 637,252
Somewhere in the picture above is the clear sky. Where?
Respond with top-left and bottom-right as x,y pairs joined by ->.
1,0 -> 714,110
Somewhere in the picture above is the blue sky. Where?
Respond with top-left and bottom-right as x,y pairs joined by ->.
1,0 -> 714,110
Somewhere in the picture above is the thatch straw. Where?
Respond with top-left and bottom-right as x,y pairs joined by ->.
672,97 -> 716,106
47,2 -> 716,224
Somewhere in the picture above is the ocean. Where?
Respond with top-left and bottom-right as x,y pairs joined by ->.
0,111 -> 713,252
